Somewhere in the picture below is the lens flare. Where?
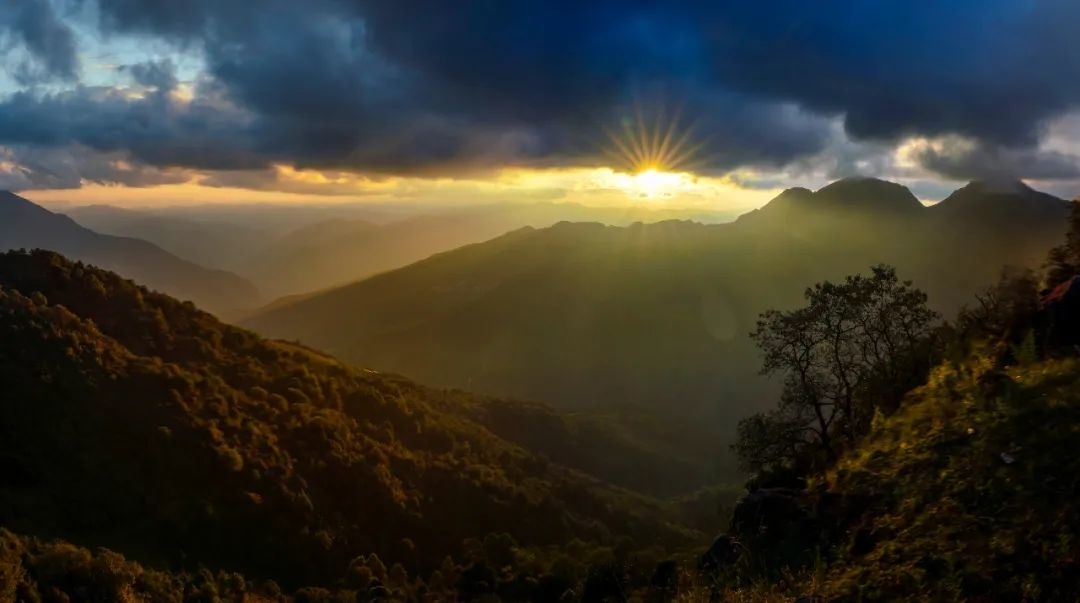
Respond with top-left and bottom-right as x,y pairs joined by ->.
603,102 -> 709,174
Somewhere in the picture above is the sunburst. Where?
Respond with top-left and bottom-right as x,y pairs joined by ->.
602,102 -> 708,174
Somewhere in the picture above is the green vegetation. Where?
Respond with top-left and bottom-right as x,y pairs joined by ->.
818,351 -> 1080,600
0,250 -> 705,599
704,200 -> 1080,601
242,178 -> 1068,487
5,185 -> 1080,601
0,528 -> 292,602
737,265 -> 939,474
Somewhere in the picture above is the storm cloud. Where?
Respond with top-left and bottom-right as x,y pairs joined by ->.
1,0 -> 80,84
910,138 -> 1080,181
2,0 -> 1080,185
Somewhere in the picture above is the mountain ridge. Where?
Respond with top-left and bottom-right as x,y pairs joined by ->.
1,191 -> 261,314
241,179 -> 1071,481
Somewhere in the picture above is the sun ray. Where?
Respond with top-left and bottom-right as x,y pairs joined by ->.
649,106 -> 665,167
655,107 -> 683,169
619,118 -> 647,169
666,137 -> 711,172
604,124 -> 644,170
600,98 -> 712,203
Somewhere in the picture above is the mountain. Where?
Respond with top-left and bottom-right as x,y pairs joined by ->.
929,178 -> 1067,222
240,202 -> 740,299
65,204 -> 268,272
241,179 -> 1071,471
0,250 -> 704,593
1,192 -> 260,314
742,177 -> 924,221
65,200 -> 737,299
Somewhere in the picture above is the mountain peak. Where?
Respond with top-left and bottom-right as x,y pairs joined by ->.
747,178 -> 921,222
0,190 -> 59,221
930,179 -> 1067,222
1,190 -> 31,204
814,177 -> 923,211
964,178 -> 1034,195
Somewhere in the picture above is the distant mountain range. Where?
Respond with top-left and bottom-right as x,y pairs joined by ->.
65,204 -> 267,273
63,201 -> 737,299
0,192 -> 260,313
242,178 -> 1072,460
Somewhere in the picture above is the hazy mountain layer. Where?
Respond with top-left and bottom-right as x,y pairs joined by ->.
1,192 -> 260,314
242,178 -> 1070,457
65,204 -> 268,273
66,200 -> 737,299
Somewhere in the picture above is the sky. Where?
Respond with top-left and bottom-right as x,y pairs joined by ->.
2,0 -> 1080,208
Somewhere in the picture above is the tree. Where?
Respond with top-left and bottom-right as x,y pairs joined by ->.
1045,199 -> 1080,288
951,267 -> 1040,356
737,265 -> 938,472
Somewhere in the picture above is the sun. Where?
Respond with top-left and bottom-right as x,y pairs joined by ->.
602,101 -> 708,174
632,168 -> 681,199
599,100 -> 708,200
602,166 -> 692,200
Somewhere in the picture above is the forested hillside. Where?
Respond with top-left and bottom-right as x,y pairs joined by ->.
0,250 -> 706,599
7,209 -> 1080,600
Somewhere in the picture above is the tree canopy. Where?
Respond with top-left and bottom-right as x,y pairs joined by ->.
737,265 -> 938,473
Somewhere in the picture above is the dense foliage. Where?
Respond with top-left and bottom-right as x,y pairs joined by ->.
6,192 -> 1080,602
0,250 -> 700,597
818,352 -> 1080,600
709,200 -> 1080,601
738,265 -> 938,473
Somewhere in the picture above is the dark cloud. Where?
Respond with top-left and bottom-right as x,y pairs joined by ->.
0,145 -> 189,190
123,60 -> 179,92
2,0 -> 1080,182
699,0 -> 1080,147
0,0 -> 79,84
911,139 -> 1080,181
39,0 -> 835,174
344,0 -> 1080,150
0,83 -> 266,171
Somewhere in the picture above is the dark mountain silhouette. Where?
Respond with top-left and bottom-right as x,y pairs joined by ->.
743,177 -> 924,222
1,192 -> 260,313
0,250 -> 700,592
929,178 -> 1067,222
242,179 -> 1071,475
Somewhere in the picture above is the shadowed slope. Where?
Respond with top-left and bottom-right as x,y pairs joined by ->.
0,250 -> 698,589
1,192 -> 260,314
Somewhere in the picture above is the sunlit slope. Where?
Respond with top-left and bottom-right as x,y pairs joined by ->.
0,250 -> 698,589
244,179 -> 1068,428
242,202 -> 738,298
819,353 -> 1080,600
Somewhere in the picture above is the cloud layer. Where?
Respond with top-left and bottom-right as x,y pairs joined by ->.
3,0 -> 1080,191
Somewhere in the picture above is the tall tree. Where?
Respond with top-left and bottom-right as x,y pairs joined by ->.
737,265 -> 938,473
